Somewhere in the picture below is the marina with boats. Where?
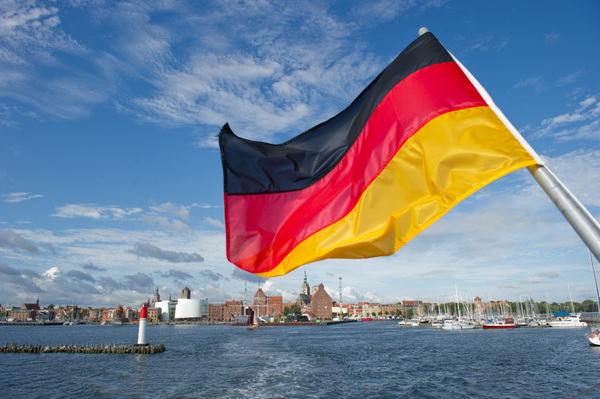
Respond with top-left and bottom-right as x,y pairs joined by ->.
393,252 -> 600,353
395,286 -> 597,331
397,313 -> 595,330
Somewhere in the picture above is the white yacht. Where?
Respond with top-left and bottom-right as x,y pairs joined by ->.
548,313 -> 587,328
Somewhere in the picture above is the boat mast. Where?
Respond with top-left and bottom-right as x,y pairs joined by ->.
567,282 -> 576,315
338,276 -> 342,320
455,285 -> 461,320
590,251 -> 600,319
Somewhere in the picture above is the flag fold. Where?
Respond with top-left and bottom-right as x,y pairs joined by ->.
219,32 -> 539,277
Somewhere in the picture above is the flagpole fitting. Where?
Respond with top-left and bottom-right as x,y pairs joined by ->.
418,27 -> 429,36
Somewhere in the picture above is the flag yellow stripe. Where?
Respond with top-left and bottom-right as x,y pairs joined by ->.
258,106 -> 537,277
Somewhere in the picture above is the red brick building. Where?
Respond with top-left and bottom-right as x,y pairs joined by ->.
207,303 -> 225,321
254,289 -> 283,319
264,296 -> 283,318
311,283 -> 332,320
223,300 -> 244,321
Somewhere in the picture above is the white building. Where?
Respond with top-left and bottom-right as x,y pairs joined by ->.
331,306 -> 348,318
362,303 -> 380,318
175,298 -> 208,320
155,300 -> 177,322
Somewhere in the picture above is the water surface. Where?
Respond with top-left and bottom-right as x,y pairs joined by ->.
1,322 -> 599,398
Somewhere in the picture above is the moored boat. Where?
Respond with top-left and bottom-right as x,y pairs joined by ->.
438,319 -> 476,330
548,313 -> 587,328
483,317 -> 515,329
247,306 -> 259,330
439,319 -> 460,330
587,328 -> 600,346
586,251 -> 600,345
551,283 -> 587,328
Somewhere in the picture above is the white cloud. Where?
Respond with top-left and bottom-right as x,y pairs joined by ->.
142,215 -> 190,233
129,242 -> 203,263
530,95 -> 600,142
149,202 -> 190,220
4,192 -> 43,203
143,202 -> 194,232
203,217 -> 224,229
543,149 -> 600,207
513,75 -> 545,92
51,204 -> 143,220
542,96 -> 599,126
544,32 -> 560,45
43,266 -> 61,280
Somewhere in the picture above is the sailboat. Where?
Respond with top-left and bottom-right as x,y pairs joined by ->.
437,287 -> 476,330
247,277 -> 260,329
586,252 -> 600,345
247,306 -> 259,330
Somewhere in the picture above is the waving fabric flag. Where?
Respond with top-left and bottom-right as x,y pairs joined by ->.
219,31 -> 541,277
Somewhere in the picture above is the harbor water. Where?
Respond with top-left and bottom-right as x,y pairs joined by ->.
1,321 -> 599,398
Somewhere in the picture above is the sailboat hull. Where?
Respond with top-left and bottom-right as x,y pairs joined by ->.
588,332 -> 600,346
482,325 -> 515,330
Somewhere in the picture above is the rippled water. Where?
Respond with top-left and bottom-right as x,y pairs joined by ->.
1,322 -> 599,398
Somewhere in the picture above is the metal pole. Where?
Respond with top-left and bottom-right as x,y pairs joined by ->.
338,276 -> 342,320
528,164 -> 600,263
590,251 -> 600,317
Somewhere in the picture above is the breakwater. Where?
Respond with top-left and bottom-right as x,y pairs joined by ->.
0,342 -> 166,354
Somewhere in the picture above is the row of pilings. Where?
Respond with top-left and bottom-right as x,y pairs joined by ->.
1,342 -> 166,354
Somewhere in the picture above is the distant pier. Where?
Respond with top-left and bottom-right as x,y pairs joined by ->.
232,320 -> 357,327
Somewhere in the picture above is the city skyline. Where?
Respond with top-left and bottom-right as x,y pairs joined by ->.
1,1 -> 599,307
2,282 -> 597,311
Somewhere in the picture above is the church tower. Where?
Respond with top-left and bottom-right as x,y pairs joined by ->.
300,270 -> 310,296
296,270 -> 311,307
152,287 -> 161,306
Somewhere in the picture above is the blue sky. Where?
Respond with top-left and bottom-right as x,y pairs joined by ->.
1,0 -> 599,308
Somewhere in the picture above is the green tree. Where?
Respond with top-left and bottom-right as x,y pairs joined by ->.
582,299 -> 597,312
284,304 -> 302,319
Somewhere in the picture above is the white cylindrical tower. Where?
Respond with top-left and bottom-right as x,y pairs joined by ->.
137,305 -> 148,345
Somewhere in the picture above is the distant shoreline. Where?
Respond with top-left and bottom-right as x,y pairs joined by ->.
0,319 -> 359,327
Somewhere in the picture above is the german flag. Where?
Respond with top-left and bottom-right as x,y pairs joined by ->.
219,32 -> 540,277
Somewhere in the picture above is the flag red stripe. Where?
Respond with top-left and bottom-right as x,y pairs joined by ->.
226,61 -> 487,273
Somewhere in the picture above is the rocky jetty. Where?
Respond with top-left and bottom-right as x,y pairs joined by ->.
0,342 -> 166,354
